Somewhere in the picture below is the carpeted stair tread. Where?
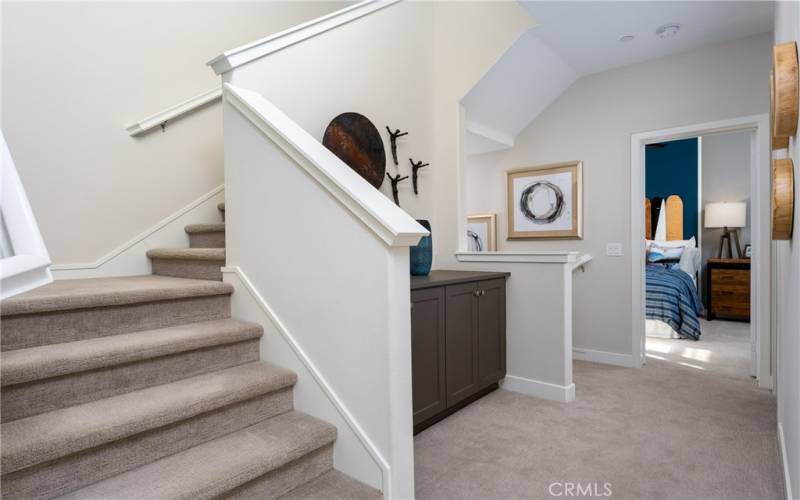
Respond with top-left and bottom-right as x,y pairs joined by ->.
60,411 -> 336,500
1,319 -> 262,387
146,248 -> 225,261
1,362 -> 296,474
278,470 -> 382,500
0,275 -> 233,316
184,223 -> 225,234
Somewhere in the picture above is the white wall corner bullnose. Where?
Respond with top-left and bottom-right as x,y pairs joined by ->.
223,84 -> 427,248
455,251 -> 579,264
207,0 -> 401,75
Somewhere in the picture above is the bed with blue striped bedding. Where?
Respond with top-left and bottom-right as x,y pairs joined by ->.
645,264 -> 703,340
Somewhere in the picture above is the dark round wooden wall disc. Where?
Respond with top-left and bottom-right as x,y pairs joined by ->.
322,112 -> 386,189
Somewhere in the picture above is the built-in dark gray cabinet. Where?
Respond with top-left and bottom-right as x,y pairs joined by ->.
409,286 -> 446,425
410,270 -> 508,432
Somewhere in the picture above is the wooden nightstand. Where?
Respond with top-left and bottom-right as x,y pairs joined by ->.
706,258 -> 750,321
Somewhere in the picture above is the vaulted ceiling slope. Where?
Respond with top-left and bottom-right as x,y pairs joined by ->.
462,30 -> 578,155
463,1 -> 774,155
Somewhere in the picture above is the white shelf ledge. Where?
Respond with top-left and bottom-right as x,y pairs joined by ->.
455,251 -> 579,264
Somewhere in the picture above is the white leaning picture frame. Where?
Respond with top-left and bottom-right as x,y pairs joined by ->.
466,214 -> 497,252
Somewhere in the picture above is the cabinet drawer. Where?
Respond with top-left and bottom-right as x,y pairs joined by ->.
711,288 -> 749,304
711,302 -> 750,317
711,269 -> 749,287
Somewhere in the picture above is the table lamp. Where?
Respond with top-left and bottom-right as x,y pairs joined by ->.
705,202 -> 747,258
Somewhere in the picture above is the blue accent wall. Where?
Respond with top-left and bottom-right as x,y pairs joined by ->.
645,138 -> 698,240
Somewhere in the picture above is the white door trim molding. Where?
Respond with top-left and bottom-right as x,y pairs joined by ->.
207,0 -> 400,75
630,114 -> 771,389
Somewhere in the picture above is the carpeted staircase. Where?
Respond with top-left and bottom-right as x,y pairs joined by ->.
0,203 -> 381,499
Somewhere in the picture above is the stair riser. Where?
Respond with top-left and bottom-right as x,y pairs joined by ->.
151,258 -> 225,281
223,445 -> 333,500
2,340 -> 260,422
1,296 -> 231,351
189,232 -> 225,248
1,389 -> 294,500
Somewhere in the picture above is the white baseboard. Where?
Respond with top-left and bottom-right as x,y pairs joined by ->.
779,421 -> 794,500
51,186 -> 224,279
573,347 -> 636,368
501,375 -> 575,402
222,266 -> 387,495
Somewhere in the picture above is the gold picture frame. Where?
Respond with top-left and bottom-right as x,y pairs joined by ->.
466,214 -> 497,252
506,161 -> 583,240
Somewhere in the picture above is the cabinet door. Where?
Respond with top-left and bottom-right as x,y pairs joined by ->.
445,282 -> 479,407
477,278 -> 506,388
411,287 -> 446,426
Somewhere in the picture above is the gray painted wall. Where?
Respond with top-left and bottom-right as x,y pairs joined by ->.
464,33 -> 772,357
699,130 -> 751,304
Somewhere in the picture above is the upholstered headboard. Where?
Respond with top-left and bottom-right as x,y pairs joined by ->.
645,195 -> 684,240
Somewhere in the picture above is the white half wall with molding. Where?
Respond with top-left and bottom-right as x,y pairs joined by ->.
455,251 -> 587,402
1,1 -> 347,268
463,33 -> 772,361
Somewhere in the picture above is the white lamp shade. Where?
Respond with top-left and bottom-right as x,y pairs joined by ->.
704,202 -> 746,228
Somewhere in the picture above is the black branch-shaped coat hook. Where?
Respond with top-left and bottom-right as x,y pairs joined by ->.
386,126 -> 408,166
386,172 -> 408,206
410,158 -> 429,195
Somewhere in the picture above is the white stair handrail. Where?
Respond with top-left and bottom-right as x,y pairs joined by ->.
125,86 -> 222,137
224,84 -> 428,247
1,130 -> 53,299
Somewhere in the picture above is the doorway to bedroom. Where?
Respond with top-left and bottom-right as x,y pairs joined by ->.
641,129 -> 757,381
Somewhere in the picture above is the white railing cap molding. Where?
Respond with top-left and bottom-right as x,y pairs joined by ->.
126,86 -> 222,137
224,84 -> 428,247
207,0 -> 400,75
571,253 -> 593,272
455,251 -> 580,264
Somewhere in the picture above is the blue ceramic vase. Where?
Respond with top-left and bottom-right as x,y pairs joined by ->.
410,220 -> 432,276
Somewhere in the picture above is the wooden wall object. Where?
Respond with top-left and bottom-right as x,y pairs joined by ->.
645,198 -> 652,240
771,71 -> 791,150
773,42 -> 799,139
665,195 -> 684,241
773,158 -> 795,240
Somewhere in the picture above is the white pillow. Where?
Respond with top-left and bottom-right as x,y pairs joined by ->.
646,237 -> 696,249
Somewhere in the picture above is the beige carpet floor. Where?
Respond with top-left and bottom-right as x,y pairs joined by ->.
414,320 -> 783,500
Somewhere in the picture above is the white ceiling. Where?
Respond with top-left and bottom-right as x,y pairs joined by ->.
520,1 -> 774,76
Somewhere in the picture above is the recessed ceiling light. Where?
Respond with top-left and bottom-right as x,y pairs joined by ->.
656,24 -> 681,39
619,35 -> 635,43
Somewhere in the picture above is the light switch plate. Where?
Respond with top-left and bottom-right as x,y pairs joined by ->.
606,243 -> 623,256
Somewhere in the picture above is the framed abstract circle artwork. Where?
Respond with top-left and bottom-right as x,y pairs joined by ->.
506,161 -> 583,239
